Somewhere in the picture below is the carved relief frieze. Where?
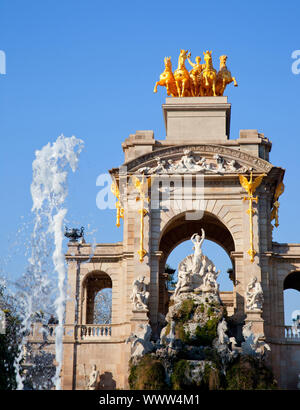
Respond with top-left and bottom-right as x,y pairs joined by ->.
124,145 -> 273,175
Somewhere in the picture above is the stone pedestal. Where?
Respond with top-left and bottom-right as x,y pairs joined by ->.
130,310 -> 149,331
131,310 -> 149,320
245,310 -> 265,336
163,97 -> 231,142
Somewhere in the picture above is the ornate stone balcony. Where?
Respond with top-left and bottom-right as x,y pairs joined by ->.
76,323 -> 131,342
284,325 -> 300,342
79,324 -> 112,340
26,322 -> 128,342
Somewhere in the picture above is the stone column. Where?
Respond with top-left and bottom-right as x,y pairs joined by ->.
128,197 -> 151,334
240,185 -> 266,337
230,251 -> 244,318
62,258 -> 79,390
149,251 -> 162,337
64,259 -> 79,339
245,310 -> 265,335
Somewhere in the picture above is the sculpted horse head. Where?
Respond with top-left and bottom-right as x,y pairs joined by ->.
164,56 -> 172,71
216,54 -> 238,96
219,54 -> 228,67
199,50 -> 217,96
153,56 -> 178,96
178,49 -> 189,66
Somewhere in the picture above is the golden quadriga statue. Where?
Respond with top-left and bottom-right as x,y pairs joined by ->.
154,50 -> 238,97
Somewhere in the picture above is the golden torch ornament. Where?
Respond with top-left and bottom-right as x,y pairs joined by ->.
131,175 -> 152,263
270,182 -> 284,229
239,172 -> 266,263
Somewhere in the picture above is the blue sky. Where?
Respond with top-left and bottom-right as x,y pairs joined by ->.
0,0 -> 299,324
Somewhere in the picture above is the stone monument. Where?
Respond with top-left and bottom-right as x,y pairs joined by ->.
59,49 -> 300,390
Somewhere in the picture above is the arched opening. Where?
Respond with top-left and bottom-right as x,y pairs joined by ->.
283,272 -> 300,330
166,240 -> 234,290
158,211 -> 236,315
83,271 -> 112,324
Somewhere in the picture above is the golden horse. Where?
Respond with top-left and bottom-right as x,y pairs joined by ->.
199,50 -> 217,96
153,57 -> 178,97
173,49 -> 193,97
216,55 -> 238,96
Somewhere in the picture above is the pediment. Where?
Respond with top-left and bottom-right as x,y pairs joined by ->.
122,144 -> 273,175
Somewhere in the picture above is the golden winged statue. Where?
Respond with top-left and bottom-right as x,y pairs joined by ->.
239,173 -> 266,199
270,182 -> 285,228
111,181 -> 124,227
111,180 -> 120,199
131,175 -> 152,202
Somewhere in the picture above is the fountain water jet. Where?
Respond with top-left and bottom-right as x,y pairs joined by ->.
14,134 -> 84,390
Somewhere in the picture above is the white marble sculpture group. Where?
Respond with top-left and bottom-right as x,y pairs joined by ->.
138,150 -> 248,175
130,275 -> 149,311
213,318 -> 270,364
241,322 -> 270,357
173,229 -> 220,300
245,276 -> 264,311
126,323 -> 153,359
127,230 -> 270,360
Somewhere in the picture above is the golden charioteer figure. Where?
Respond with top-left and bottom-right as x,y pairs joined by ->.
154,49 -> 238,97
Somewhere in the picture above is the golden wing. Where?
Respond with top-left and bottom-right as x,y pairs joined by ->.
111,181 -> 120,199
238,174 -> 250,194
131,176 -> 141,191
251,173 -> 266,193
131,176 -> 143,202
274,182 -> 284,200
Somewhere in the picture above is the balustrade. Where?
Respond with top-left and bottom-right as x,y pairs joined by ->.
79,324 -> 112,340
27,323 -> 63,341
285,325 -> 300,340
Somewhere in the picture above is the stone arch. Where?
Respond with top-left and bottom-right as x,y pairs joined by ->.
158,199 -> 242,253
159,210 -> 236,260
82,271 -> 112,324
157,210 -> 236,314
